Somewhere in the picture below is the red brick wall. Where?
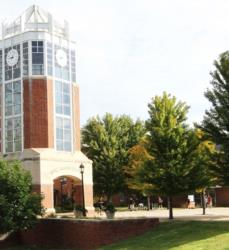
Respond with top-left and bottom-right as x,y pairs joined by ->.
23,78 -> 54,148
20,218 -> 159,249
0,233 -> 21,249
215,187 -> 229,206
47,79 -> 54,148
23,79 -> 81,151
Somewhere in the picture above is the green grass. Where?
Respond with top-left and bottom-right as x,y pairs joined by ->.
5,221 -> 229,250
99,221 -> 229,250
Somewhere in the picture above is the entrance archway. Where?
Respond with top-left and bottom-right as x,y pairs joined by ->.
53,175 -> 84,212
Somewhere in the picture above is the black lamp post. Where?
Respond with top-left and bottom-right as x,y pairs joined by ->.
80,163 -> 86,216
60,177 -> 67,208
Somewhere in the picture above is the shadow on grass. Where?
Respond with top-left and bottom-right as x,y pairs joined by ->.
4,247 -> 71,250
99,220 -> 229,250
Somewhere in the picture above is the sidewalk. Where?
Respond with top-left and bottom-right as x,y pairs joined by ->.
96,207 -> 229,221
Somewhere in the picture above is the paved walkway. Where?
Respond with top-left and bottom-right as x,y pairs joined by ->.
95,207 -> 229,221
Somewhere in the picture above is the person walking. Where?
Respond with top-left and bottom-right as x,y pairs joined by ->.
158,196 -> 163,208
129,197 -> 135,211
207,195 -> 213,208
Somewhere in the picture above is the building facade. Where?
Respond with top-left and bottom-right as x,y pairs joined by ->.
0,5 -> 94,214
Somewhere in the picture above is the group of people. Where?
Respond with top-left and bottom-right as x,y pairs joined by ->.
98,194 -> 213,212
187,194 -> 213,209
128,196 -> 164,211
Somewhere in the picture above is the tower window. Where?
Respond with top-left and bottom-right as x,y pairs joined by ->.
71,50 -> 76,82
32,41 -> 44,75
4,80 -> 22,153
0,50 -> 2,83
23,42 -> 29,76
56,117 -> 72,151
55,80 -> 72,152
55,80 -> 71,115
47,42 -> 53,76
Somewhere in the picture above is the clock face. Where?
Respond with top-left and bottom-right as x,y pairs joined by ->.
56,49 -> 67,67
6,49 -> 19,67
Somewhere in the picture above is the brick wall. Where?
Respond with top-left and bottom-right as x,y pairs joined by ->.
0,233 -> 21,249
215,187 -> 229,206
23,78 -> 54,148
20,218 -> 159,250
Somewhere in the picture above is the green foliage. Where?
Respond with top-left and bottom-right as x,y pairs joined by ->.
103,203 -> 116,213
82,113 -> 145,200
61,196 -> 74,211
144,93 -> 211,194
125,139 -> 155,195
201,51 -> 229,185
138,92 -> 213,218
0,160 -> 44,234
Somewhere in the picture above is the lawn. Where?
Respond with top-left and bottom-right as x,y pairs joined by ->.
100,221 -> 229,250
5,221 -> 229,250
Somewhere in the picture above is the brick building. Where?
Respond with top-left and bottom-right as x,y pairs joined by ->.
0,5 -> 94,214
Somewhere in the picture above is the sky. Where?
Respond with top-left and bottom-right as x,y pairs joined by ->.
1,0 -> 229,126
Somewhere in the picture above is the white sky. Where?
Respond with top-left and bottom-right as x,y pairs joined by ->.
1,0 -> 229,126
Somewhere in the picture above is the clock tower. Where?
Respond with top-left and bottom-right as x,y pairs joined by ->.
0,6 -> 94,214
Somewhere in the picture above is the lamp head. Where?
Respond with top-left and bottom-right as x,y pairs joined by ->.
79,163 -> 85,174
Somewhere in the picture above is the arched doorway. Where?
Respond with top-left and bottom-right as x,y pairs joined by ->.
53,175 -> 84,212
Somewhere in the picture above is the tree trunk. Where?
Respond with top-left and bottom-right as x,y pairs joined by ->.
147,196 -> 151,210
201,191 -> 206,215
168,196 -> 173,219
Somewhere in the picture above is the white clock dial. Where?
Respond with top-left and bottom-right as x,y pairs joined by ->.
6,49 -> 19,67
56,49 -> 67,67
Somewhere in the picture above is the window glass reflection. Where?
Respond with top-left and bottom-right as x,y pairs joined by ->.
32,41 -> 44,75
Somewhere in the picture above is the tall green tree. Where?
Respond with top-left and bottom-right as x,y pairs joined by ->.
195,129 -> 216,215
0,160 -> 44,234
143,92 -> 212,219
81,113 -> 145,201
201,51 -> 229,185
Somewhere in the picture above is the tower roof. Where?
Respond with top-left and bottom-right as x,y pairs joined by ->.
2,5 -> 69,40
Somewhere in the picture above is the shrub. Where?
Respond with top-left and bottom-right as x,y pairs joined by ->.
0,160 -> 44,234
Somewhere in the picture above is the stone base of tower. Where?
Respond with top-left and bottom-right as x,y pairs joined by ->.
4,149 -> 94,216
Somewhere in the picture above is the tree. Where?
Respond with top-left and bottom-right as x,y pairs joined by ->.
125,139 -> 155,209
125,139 -> 153,193
201,51 -> 229,185
0,160 -> 43,234
82,113 -> 145,201
143,92 -> 212,219
194,129 -> 216,215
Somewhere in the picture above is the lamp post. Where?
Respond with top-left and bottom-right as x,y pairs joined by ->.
80,163 -> 86,216
60,177 -> 67,208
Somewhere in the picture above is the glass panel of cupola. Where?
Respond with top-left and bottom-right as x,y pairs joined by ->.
71,50 -> 76,82
23,42 -> 29,76
32,41 -> 44,75
47,42 -> 53,76
0,50 -> 2,83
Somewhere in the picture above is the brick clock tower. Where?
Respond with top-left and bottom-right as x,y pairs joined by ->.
0,6 -> 94,214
